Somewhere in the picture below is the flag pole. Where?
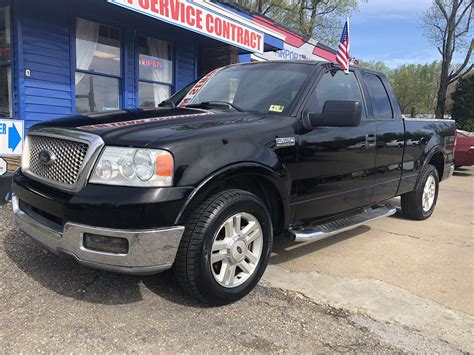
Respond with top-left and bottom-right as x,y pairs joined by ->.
346,16 -> 350,74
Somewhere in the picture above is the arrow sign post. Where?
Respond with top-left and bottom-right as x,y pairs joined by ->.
0,120 -> 24,156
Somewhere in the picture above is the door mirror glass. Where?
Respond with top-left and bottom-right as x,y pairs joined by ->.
304,100 -> 362,128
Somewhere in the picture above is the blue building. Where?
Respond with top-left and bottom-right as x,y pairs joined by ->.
0,0 -> 284,134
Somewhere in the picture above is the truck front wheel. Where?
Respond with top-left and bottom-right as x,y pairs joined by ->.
174,189 -> 273,305
401,164 -> 439,220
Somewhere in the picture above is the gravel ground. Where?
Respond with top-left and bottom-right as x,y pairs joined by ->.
0,202 -> 398,353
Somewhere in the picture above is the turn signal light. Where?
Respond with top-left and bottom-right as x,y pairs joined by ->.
156,154 -> 174,177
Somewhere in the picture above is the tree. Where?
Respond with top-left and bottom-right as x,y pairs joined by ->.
451,74 -> 474,130
422,0 -> 473,119
234,0 -> 363,46
361,61 -> 441,115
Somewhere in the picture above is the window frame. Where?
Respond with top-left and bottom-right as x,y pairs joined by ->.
73,17 -> 123,114
364,73 -> 394,120
301,67 -> 369,120
0,2 -> 12,118
136,34 -> 174,108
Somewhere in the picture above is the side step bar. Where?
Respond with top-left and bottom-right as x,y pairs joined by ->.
289,204 -> 397,242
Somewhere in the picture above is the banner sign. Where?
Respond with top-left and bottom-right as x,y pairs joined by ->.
107,0 -> 265,54
178,67 -> 222,107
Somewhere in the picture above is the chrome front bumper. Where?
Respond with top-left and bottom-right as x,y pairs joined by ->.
12,196 -> 185,275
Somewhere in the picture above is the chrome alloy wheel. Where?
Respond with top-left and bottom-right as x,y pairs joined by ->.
210,212 -> 263,288
422,175 -> 436,212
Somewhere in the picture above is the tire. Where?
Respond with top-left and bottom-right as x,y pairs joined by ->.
174,189 -> 273,305
401,164 -> 439,220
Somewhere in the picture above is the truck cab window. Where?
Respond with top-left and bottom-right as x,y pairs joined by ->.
306,70 -> 365,117
366,74 -> 393,119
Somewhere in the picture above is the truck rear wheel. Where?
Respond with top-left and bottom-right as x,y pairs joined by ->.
401,164 -> 439,220
174,189 -> 273,305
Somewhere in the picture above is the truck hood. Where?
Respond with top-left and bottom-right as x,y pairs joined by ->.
32,108 -> 268,147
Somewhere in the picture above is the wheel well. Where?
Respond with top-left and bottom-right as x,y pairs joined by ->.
180,174 -> 285,234
428,152 -> 445,179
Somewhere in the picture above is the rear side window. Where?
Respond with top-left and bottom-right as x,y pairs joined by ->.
366,74 -> 393,119
305,70 -> 365,116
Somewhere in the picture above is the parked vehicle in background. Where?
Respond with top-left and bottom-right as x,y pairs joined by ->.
12,61 -> 456,305
454,130 -> 474,168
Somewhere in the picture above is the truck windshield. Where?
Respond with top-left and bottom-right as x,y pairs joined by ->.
187,63 -> 313,114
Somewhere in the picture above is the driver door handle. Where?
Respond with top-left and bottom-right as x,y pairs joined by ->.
365,133 -> 377,148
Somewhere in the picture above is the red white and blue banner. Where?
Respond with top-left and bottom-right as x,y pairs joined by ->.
107,0 -> 266,54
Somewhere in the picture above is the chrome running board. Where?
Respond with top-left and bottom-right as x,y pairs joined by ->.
290,204 -> 397,242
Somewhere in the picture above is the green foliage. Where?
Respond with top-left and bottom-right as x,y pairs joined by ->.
451,74 -> 474,131
234,0 -> 364,46
361,61 -> 442,115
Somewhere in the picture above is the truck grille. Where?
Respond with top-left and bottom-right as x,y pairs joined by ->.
28,135 -> 89,186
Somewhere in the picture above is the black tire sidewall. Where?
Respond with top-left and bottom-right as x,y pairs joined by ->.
197,195 -> 272,304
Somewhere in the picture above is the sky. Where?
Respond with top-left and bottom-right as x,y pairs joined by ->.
349,0 -> 445,67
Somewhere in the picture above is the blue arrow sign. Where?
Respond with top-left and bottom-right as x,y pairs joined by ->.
0,120 -> 24,156
8,123 -> 21,151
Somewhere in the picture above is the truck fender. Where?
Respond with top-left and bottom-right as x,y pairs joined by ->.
174,162 -> 291,229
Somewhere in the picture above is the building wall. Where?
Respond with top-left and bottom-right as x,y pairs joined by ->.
12,0 -> 202,131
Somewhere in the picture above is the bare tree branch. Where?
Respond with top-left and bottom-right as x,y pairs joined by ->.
449,64 -> 474,84
435,0 -> 450,20
449,39 -> 474,82
455,1 -> 472,28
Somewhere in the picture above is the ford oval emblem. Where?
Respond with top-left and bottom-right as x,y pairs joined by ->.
38,150 -> 56,166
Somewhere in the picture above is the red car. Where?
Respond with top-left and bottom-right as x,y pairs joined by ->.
454,130 -> 474,168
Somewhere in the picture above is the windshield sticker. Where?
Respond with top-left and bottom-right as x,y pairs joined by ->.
269,105 -> 285,113
80,111 -> 214,130
178,68 -> 223,108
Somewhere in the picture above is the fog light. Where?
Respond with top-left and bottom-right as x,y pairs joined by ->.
83,234 -> 129,254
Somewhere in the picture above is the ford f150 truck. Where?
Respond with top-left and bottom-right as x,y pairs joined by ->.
13,61 -> 456,305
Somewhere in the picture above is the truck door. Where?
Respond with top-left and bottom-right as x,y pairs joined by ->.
362,73 -> 405,202
293,68 -> 377,222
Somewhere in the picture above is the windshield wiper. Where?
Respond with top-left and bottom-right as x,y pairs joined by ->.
186,101 -> 243,112
158,99 -> 176,108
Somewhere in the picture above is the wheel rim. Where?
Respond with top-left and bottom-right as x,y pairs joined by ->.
422,175 -> 436,212
210,212 -> 263,288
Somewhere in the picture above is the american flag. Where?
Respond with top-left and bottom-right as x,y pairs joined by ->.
336,18 -> 350,74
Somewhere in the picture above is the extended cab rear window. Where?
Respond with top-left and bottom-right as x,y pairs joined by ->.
366,74 -> 393,119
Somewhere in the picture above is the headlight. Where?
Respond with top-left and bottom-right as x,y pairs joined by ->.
89,147 -> 174,187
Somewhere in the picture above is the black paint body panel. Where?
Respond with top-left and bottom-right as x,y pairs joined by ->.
14,62 -> 456,230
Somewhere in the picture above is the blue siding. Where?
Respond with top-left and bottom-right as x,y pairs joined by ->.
175,40 -> 196,91
123,30 -> 137,109
10,0 -> 277,128
18,1 -> 72,130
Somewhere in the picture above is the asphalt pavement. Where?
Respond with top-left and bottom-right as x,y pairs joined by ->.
1,167 -> 472,353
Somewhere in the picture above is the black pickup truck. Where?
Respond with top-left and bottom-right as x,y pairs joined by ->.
13,61 -> 455,305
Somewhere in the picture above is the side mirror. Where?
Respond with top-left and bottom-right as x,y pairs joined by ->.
303,100 -> 362,129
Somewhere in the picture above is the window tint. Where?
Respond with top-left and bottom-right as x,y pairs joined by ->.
189,63 -> 312,114
306,70 -> 364,115
366,74 -> 393,119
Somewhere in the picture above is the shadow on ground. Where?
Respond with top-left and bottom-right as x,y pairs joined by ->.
3,227 -> 206,308
453,167 -> 472,177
